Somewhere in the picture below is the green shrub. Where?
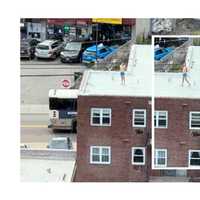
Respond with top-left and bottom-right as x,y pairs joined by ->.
170,64 -> 181,72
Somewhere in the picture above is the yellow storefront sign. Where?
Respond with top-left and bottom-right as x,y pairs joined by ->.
92,18 -> 122,25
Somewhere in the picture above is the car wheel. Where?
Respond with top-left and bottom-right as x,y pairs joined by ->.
30,54 -> 35,60
60,58 -> 65,63
52,53 -> 57,60
72,121 -> 77,133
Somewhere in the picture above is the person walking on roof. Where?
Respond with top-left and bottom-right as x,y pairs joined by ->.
181,64 -> 191,87
120,62 -> 126,85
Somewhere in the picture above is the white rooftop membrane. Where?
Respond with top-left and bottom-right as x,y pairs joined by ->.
155,46 -> 200,99
79,44 -> 200,99
79,45 -> 152,97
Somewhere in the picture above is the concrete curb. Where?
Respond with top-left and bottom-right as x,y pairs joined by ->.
21,104 -> 49,114
21,149 -> 76,160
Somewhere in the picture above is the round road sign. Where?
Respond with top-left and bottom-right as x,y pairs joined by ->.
62,79 -> 70,88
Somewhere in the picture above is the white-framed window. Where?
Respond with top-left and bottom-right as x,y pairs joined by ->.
154,111 -> 168,128
189,112 -> 200,129
90,146 -> 111,164
154,149 -> 167,167
90,108 -> 111,126
132,147 -> 145,165
189,150 -> 200,167
133,109 -> 146,127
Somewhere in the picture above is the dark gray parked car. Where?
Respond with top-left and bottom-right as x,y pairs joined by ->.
20,38 -> 40,59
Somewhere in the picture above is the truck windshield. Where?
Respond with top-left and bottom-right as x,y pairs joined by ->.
49,98 -> 77,111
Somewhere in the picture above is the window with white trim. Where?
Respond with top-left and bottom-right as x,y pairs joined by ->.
90,146 -> 111,164
154,149 -> 167,167
154,111 -> 168,128
189,112 -> 200,129
91,108 -> 111,126
133,109 -> 146,127
189,150 -> 200,167
132,147 -> 145,165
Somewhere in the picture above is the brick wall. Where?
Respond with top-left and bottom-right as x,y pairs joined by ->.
74,95 -> 200,181
75,95 -> 152,182
155,98 -> 200,167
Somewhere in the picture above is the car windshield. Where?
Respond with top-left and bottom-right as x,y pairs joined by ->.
64,42 -> 81,51
84,50 -> 96,56
156,49 -> 164,55
37,45 -> 49,50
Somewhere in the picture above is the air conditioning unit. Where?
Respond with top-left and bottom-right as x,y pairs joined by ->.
191,130 -> 200,137
135,129 -> 144,134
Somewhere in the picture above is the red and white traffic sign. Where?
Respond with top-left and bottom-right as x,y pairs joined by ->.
61,79 -> 71,88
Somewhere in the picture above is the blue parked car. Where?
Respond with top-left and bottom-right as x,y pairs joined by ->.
154,47 -> 173,61
82,43 -> 117,64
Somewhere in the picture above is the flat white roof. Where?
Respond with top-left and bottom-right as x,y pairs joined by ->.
49,89 -> 79,98
79,44 -> 200,99
21,158 -> 75,182
155,46 -> 200,99
79,45 -> 152,97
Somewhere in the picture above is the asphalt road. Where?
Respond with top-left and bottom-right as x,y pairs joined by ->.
21,113 -> 77,148
20,58 -> 79,147
21,58 -> 86,104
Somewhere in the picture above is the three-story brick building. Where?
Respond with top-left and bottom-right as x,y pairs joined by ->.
74,44 -> 200,182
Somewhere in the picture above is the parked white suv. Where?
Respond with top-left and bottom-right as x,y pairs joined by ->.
35,40 -> 63,59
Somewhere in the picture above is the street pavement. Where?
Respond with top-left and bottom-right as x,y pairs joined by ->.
21,113 -> 77,150
21,59 -> 86,105
20,58 -> 80,150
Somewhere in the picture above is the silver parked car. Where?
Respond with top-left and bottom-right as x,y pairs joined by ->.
35,40 -> 64,59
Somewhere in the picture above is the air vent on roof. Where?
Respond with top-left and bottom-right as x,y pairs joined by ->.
168,78 -> 172,83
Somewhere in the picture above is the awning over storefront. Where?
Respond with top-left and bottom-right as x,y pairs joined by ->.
47,18 -> 135,26
47,18 -> 92,25
92,18 -> 122,24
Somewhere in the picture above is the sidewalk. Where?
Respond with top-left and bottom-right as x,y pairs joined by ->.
21,141 -> 77,151
21,104 -> 49,114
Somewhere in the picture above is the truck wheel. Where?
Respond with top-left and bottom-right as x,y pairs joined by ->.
72,121 -> 77,133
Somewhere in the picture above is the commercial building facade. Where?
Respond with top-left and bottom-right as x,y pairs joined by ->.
20,18 -> 136,43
